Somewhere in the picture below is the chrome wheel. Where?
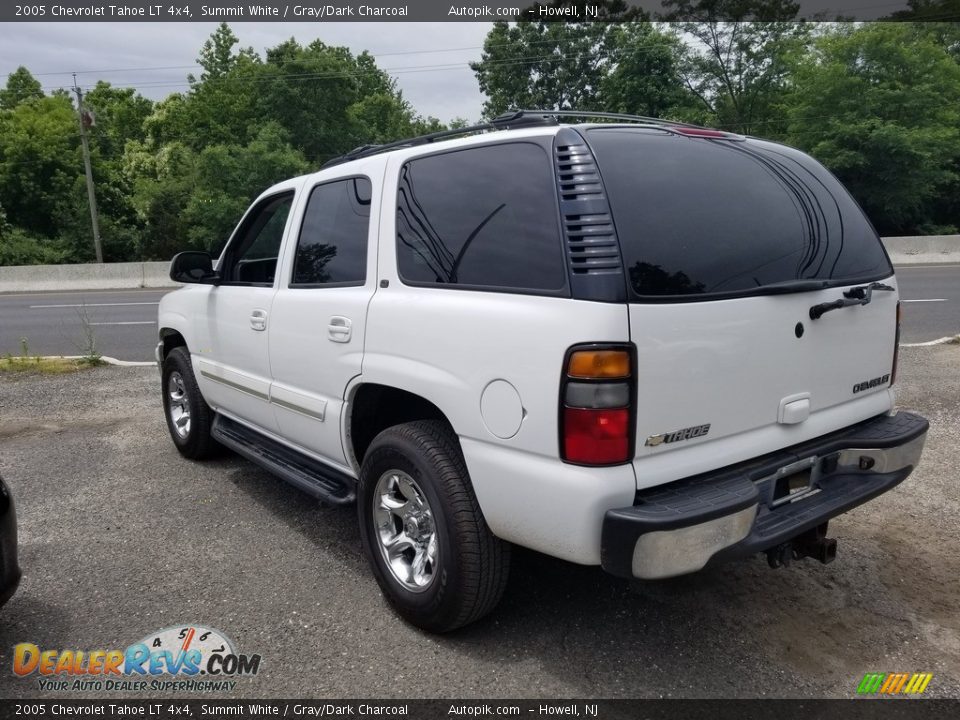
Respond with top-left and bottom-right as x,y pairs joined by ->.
167,371 -> 191,439
373,470 -> 438,593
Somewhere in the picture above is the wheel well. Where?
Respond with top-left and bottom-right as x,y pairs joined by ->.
349,384 -> 453,465
159,329 -> 186,360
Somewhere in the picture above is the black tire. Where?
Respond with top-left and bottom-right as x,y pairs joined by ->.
357,420 -> 510,632
161,346 -> 218,460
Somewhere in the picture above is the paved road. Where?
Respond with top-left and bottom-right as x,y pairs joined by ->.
1,348 -> 958,698
896,265 -> 960,343
0,289 -> 169,362
0,265 -> 956,360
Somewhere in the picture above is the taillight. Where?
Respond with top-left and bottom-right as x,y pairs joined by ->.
891,301 -> 901,385
560,345 -> 634,465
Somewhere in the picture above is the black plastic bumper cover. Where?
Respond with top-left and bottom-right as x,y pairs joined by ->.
601,411 -> 929,578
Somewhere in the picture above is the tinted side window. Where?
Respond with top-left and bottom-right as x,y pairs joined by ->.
292,177 -> 371,286
586,128 -> 892,298
396,143 -> 566,292
222,193 -> 293,285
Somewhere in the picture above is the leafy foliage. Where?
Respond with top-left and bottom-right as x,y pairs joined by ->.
785,23 -> 960,234
1,20 -> 959,267
661,0 -> 811,135
470,1 -> 673,117
0,23 -> 442,265
0,67 -> 43,110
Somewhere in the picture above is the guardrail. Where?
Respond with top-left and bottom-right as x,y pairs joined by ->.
0,236 -> 957,293
0,261 -> 179,293
882,235 -> 960,265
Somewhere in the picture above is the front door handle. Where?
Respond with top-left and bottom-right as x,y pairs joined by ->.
328,316 -> 352,343
250,309 -> 267,331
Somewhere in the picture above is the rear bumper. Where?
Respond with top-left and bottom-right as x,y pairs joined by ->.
601,411 -> 928,579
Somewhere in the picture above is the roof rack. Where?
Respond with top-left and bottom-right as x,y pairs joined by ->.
320,112 -> 557,168
319,109 -> 705,169
498,109 -> 706,130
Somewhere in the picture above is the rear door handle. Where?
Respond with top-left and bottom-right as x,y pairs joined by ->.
328,316 -> 352,343
250,309 -> 267,331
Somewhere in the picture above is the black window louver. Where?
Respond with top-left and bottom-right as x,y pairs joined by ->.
554,127 -> 626,302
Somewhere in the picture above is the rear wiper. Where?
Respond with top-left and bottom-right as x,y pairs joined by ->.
809,282 -> 894,320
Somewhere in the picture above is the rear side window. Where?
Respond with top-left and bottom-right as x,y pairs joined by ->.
586,128 -> 892,299
292,177 -> 371,286
395,142 -> 566,292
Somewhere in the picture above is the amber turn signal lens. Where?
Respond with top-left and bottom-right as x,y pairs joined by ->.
567,350 -> 631,379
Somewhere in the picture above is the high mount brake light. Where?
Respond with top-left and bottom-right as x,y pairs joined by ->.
672,127 -> 737,139
560,345 -> 635,465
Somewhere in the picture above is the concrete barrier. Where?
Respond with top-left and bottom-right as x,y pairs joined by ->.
0,237 -> 957,292
882,236 -> 960,265
0,261 -> 181,293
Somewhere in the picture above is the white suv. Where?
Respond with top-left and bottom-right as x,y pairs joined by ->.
157,111 -> 928,632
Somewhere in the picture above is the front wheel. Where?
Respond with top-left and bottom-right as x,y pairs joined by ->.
357,420 -> 510,632
161,346 -> 218,460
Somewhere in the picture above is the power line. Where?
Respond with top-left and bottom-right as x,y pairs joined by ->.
35,36 -> 687,93
3,1 -> 937,78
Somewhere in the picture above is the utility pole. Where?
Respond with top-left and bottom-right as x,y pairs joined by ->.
73,74 -> 103,263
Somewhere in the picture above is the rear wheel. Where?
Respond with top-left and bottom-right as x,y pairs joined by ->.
357,420 -> 510,632
161,346 -> 218,460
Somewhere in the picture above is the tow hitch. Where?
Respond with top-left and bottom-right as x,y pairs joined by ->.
767,522 -> 837,568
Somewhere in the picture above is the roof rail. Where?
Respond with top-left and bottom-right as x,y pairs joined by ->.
319,109 -> 705,169
498,109 -> 706,129
320,112 -> 558,169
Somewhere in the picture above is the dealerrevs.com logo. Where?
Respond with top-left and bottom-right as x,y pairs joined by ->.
13,625 -> 261,693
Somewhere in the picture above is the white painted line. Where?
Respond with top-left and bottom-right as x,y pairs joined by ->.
896,264 -> 960,269
901,299 -> 946,303
88,321 -> 156,326
1,289 -> 171,298
29,302 -> 160,308
900,335 -> 960,347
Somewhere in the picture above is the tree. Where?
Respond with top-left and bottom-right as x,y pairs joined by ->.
888,0 -> 960,21
84,82 -> 153,156
786,23 -> 960,234
886,2 -> 960,62
661,0 -> 811,134
471,1 -> 651,118
77,83 -> 155,260
0,94 -> 79,238
181,123 -> 309,251
257,40 -> 428,162
125,140 -> 197,261
0,66 -> 43,109
601,23 -> 692,118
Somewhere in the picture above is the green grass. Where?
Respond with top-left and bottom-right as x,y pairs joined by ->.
0,356 -> 103,375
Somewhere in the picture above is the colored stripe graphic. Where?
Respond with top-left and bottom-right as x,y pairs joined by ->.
857,673 -> 885,694
858,673 -> 932,695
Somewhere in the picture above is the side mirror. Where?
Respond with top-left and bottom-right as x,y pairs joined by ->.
170,251 -> 219,284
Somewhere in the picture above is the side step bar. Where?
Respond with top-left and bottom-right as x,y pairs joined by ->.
212,414 -> 356,505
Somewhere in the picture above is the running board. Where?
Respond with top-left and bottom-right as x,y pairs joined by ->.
212,414 -> 356,505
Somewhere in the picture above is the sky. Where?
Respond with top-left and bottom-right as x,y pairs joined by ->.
0,23 -> 494,123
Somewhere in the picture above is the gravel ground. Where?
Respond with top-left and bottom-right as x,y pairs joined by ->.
0,346 -> 958,699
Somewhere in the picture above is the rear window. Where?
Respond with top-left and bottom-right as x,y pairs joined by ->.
586,128 -> 892,299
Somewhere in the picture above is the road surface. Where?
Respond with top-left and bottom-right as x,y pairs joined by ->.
0,265 -> 956,361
